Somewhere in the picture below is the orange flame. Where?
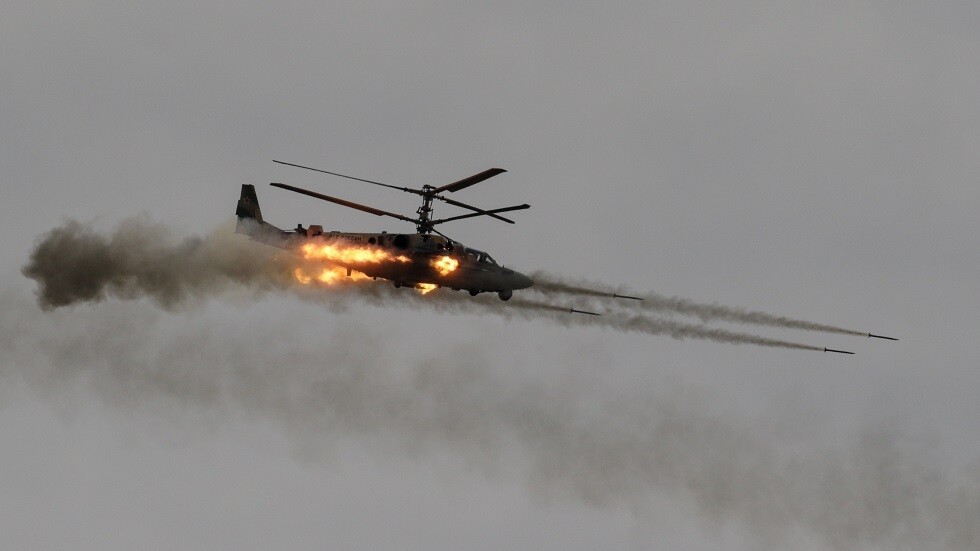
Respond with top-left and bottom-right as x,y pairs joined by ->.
430,256 -> 459,276
416,283 -> 438,294
293,268 -> 312,284
293,266 -> 371,286
300,242 -> 411,265
292,240 -> 422,289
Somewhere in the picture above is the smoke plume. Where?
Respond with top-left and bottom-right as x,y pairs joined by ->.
530,272 -> 873,337
0,287 -> 975,550
20,217 -> 293,310
22,219 -> 839,353
9,218 -> 977,549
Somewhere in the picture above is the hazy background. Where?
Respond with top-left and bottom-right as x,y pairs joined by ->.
2,2 -> 978,549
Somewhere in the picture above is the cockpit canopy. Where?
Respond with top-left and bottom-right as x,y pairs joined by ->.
464,247 -> 498,265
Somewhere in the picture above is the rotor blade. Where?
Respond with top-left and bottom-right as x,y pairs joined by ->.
432,168 -> 507,194
429,204 -> 530,225
433,194 -> 516,224
273,160 -> 418,194
270,183 -> 417,223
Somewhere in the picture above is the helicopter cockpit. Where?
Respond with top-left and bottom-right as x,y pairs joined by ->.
464,247 -> 498,266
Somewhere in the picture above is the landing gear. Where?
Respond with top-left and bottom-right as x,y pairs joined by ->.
469,289 -> 480,296
498,289 -> 512,301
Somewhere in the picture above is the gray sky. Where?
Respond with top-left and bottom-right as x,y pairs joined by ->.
2,2 -> 979,549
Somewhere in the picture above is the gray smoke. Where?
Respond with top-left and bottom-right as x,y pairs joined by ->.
10,219 -> 978,549
21,217 -> 293,310
22,219 -> 835,353
530,272 -> 873,337
505,298 -> 823,351
0,288 -> 975,550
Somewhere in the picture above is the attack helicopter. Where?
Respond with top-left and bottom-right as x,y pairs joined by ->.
235,160 -> 534,300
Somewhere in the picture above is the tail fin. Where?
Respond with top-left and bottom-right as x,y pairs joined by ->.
235,184 -> 292,250
236,184 -> 263,223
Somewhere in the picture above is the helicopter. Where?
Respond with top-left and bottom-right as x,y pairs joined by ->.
235,160 -> 534,300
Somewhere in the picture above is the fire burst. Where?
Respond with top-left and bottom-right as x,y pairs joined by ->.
293,243 -> 404,285
300,242 -> 410,265
291,243 -> 458,295
293,241 -> 410,287
293,266 -> 371,285
430,256 -> 459,276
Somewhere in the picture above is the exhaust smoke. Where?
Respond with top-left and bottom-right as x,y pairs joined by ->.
23,219 -> 846,353
9,218 -> 971,549
531,272 -> 890,339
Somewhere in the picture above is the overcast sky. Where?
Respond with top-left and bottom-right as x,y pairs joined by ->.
2,2 -> 979,549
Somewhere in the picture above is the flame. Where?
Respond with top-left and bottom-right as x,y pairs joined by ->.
293,266 -> 371,286
300,242 -> 411,265
430,255 -> 459,276
416,283 -> 438,294
293,268 -> 312,284
292,240 -> 417,289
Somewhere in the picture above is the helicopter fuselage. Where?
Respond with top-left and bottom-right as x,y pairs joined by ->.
235,185 -> 533,299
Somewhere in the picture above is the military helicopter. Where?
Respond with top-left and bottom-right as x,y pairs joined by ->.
235,160 -> 534,300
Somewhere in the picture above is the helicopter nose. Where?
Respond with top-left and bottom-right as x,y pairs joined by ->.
512,271 -> 534,290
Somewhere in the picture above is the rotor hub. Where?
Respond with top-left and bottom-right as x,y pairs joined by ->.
416,185 -> 437,233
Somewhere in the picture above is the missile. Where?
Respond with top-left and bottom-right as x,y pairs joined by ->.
569,307 -> 600,316
612,293 -> 643,301
823,347 -> 855,355
868,333 -> 898,341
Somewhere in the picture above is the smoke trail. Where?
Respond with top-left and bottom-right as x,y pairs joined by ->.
22,219 -> 832,353
502,298 -> 822,351
530,271 -> 871,337
21,217 -> 293,310
9,219 -> 976,549
314,288 -> 825,352
0,288 -> 974,550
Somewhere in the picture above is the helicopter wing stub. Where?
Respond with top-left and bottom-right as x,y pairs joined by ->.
270,183 -> 417,223
432,168 -> 507,194
429,203 -> 530,225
